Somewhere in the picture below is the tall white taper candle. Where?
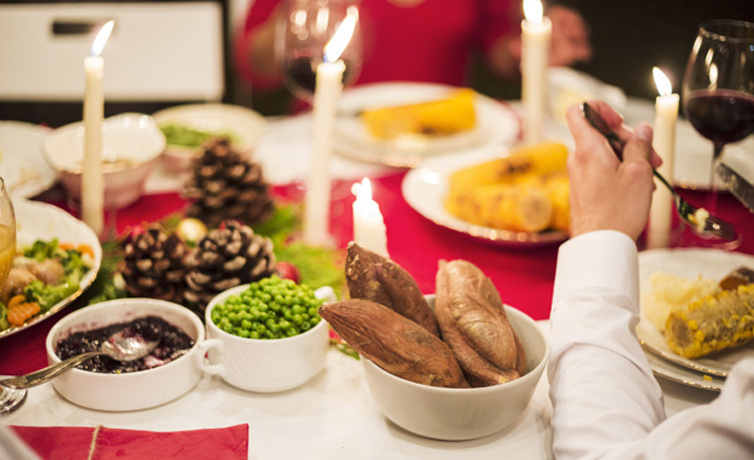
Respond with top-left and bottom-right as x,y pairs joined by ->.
521,0 -> 551,145
647,67 -> 679,249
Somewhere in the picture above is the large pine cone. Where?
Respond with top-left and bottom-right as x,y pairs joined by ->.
184,220 -> 277,315
183,137 -> 275,229
120,224 -> 188,304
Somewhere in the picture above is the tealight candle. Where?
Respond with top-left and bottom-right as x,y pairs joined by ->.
303,7 -> 358,246
82,20 -> 114,237
521,0 -> 551,144
352,178 -> 388,257
647,67 -> 679,249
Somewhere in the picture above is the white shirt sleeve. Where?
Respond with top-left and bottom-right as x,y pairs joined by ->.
548,230 -> 754,459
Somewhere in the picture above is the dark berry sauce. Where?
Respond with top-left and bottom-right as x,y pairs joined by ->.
55,316 -> 195,374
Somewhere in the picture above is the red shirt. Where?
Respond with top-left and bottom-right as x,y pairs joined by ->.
235,0 -> 521,90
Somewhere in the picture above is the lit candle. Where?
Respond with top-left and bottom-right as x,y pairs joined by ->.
521,0 -> 551,144
647,67 -> 679,249
82,20 -> 114,237
303,6 -> 358,246
352,178 -> 388,257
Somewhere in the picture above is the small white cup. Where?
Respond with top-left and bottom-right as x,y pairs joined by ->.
196,284 -> 334,392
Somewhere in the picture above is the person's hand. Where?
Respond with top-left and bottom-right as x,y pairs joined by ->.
547,5 -> 592,66
565,101 -> 662,240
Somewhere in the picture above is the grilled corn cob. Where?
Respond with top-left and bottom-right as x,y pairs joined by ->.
360,88 -> 477,140
665,283 -> 754,359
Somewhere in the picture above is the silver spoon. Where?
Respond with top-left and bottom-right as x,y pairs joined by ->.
0,321 -> 161,391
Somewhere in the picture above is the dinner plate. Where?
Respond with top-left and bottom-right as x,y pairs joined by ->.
643,348 -> 725,393
401,148 -> 569,247
0,199 -> 102,339
0,121 -> 58,198
333,82 -> 520,167
637,248 -> 754,378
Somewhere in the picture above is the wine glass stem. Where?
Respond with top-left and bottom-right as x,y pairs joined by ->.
706,143 -> 725,214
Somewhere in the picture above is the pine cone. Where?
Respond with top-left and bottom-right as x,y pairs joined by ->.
120,224 -> 188,304
183,137 -> 275,229
184,220 -> 277,315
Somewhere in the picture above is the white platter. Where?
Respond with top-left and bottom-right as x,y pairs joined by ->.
637,248 -> 754,378
0,199 -> 102,339
333,82 -> 520,168
401,148 -> 568,247
0,121 -> 58,198
643,347 -> 725,393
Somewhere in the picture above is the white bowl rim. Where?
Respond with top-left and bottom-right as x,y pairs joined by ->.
205,283 -> 330,344
46,298 -> 204,377
362,304 -> 549,394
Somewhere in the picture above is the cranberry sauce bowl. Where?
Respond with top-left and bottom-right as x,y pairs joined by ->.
46,298 -> 205,411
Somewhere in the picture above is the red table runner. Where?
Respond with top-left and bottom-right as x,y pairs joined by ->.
1,171 -> 753,376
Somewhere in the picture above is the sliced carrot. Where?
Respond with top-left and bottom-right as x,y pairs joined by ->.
7,302 -> 41,327
77,244 -> 94,259
59,242 -> 74,251
7,294 -> 26,311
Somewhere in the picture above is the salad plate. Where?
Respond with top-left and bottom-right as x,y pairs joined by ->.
0,121 -> 58,198
401,148 -> 568,247
637,248 -> 754,378
0,199 -> 102,339
333,82 -> 520,168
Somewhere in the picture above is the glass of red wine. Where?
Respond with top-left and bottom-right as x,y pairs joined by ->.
276,0 -> 362,103
681,20 -> 754,246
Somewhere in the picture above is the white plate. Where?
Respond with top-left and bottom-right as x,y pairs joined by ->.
644,348 -> 725,392
0,121 -> 58,198
637,248 -> 754,377
401,148 -> 568,247
0,199 -> 102,339
152,103 -> 267,172
333,82 -> 520,167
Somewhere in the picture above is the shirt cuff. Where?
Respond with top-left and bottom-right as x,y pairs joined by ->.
551,230 -> 639,316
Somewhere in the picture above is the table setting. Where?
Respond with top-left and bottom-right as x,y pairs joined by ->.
1,4 -> 754,459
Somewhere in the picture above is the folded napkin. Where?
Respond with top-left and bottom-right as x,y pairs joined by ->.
11,424 -> 248,460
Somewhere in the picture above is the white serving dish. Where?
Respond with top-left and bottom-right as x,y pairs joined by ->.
46,298 -> 204,411
361,299 -> 548,441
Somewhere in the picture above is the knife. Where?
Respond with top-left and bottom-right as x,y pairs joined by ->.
717,162 -> 754,212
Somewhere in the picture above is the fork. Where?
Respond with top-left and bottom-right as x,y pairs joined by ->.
580,102 -> 737,241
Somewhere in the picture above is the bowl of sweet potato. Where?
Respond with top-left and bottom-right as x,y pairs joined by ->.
320,243 -> 549,441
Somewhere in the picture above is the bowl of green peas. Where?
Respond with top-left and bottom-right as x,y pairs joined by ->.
196,276 -> 335,392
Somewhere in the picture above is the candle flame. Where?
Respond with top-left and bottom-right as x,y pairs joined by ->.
652,67 -> 673,97
324,6 -> 358,63
352,177 -> 372,202
523,0 -> 544,23
90,20 -> 115,57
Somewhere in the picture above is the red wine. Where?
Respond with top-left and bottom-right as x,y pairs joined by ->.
684,89 -> 754,145
282,55 -> 357,100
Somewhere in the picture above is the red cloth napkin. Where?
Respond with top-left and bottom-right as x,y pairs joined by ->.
11,424 -> 248,460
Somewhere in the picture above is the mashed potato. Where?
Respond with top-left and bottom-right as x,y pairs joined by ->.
641,271 -> 721,332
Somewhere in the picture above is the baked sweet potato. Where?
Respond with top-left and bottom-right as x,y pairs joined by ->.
435,259 -> 526,386
345,242 -> 440,336
320,299 -> 469,388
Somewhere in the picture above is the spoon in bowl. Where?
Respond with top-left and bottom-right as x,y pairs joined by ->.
0,321 -> 161,391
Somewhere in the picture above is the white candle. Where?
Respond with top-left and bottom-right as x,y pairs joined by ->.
303,7 -> 357,246
82,20 -> 114,237
647,67 -> 679,249
521,0 -> 551,145
352,178 -> 388,257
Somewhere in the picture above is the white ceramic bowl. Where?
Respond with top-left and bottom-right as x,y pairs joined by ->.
362,299 -> 548,441
152,103 -> 267,172
46,298 -> 204,411
200,283 -> 330,392
42,113 -> 166,210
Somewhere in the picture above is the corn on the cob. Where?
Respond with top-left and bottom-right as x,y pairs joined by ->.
545,172 -> 570,232
360,88 -> 477,140
665,283 -> 754,358
448,141 -> 569,193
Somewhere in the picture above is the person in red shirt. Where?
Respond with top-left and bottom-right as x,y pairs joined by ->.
234,0 -> 591,105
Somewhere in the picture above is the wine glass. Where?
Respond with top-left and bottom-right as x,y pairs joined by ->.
276,0 -> 363,103
0,176 -> 23,416
681,20 -> 754,246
